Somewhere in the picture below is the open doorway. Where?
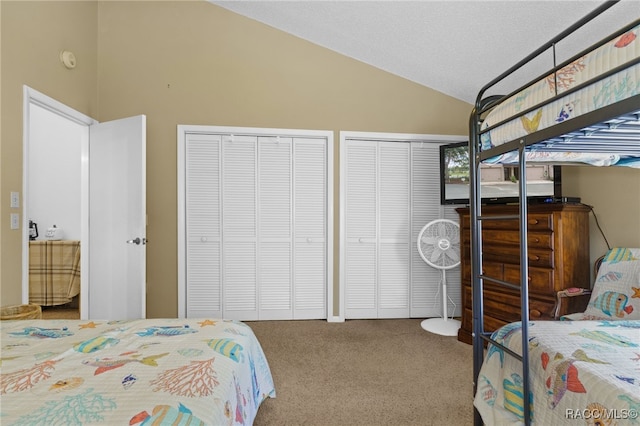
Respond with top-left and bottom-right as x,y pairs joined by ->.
22,87 -> 94,319
22,86 -> 148,321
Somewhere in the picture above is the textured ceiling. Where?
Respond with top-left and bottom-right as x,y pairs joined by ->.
210,1 -> 639,104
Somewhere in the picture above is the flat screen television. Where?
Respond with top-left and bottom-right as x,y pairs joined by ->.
440,141 -> 562,205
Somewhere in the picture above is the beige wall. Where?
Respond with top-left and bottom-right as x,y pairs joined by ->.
1,1 -> 98,305
563,166 -> 640,273
2,1 -> 638,316
96,1 -> 472,318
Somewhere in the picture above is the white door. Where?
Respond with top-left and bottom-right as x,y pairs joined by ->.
293,138 -> 328,319
22,86 -> 147,321
378,142 -> 411,318
184,133 -> 222,318
88,116 -> 146,319
222,134 -> 258,320
343,140 -> 411,319
410,142 -> 449,318
258,136 -> 292,320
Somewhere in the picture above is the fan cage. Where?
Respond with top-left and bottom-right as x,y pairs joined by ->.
417,219 -> 461,270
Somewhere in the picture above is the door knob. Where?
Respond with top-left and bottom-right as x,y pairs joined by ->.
126,237 -> 147,245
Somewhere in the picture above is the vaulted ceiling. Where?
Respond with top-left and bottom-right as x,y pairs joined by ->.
210,1 -> 639,104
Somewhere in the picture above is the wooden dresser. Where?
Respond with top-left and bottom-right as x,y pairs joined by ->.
456,203 -> 591,345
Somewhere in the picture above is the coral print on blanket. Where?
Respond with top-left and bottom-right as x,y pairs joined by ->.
0,318 -> 276,425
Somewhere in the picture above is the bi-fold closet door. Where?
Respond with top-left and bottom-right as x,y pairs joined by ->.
180,129 -> 330,321
344,140 -> 411,318
342,136 -> 462,320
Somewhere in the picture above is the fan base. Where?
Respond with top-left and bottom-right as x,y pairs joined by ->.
420,318 -> 461,337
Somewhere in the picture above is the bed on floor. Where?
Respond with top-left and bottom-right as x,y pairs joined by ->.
468,2 -> 639,425
474,248 -> 640,425
0,318 -> 275,425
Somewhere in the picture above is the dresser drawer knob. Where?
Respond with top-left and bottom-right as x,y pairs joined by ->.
530,309 -> 541,318
532,237 -> 540,243
529,219 -> 539,225
529,255 -> 540,262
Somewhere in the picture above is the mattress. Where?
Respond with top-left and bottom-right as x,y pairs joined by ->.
0,318 -> 275,425
480,23 -> 640,167
474,320 -> 640,425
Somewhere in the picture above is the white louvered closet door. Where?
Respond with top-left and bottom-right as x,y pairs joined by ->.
410,142 -> 446,318
378,142 -> 411,318
345,141 -> 378,318
293,138 -> 327,319
185,134 -> 222,318
258,136 -> 293,320
344,140 -> 411,319
222,135 -> 258,320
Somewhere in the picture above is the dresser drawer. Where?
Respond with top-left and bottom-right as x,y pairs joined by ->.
482,246 -> 554,268
460,213 -> 553,232
462,307 -> 509,335
462,229 -> 553,250
484,288 -> 554,321
464,285 -> 555,322
480,230 -> 552,249
503,265 -> 554,294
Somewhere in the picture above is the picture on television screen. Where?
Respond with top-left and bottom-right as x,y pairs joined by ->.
440,141 -> 560,205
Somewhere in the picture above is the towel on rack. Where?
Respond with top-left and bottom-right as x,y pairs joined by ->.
29,240 -> 80,306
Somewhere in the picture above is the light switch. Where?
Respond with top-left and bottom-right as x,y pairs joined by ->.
10,192 -> 19,208
10,213 -> 19,230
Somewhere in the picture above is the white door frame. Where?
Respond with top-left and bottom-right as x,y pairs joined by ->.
338,131 -> 466,321
177,125 -> 334,321
22,86 -> 96,318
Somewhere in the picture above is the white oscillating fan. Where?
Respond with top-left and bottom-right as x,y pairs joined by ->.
417,218 -> 461,336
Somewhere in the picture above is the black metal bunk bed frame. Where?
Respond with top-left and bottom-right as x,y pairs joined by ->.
469,2 -> 640,425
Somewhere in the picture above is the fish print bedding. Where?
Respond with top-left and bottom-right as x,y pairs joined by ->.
479,23 -> 640,168
0,318 -> 275,425
474,320 -> 640,425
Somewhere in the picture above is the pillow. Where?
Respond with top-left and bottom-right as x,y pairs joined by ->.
577,247 -> 640,320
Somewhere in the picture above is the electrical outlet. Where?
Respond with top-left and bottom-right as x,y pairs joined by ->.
10,213 -> 19,230
10,192 -> 19,208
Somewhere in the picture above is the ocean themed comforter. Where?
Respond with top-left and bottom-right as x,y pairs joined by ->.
0,318 -> 275,425
474,320 -> 640,425
479,23 -> 640,168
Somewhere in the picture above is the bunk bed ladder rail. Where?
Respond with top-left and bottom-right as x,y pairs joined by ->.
470,112 -> 534,425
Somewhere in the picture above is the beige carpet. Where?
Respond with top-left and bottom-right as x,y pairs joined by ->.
248,318 -> 474,426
